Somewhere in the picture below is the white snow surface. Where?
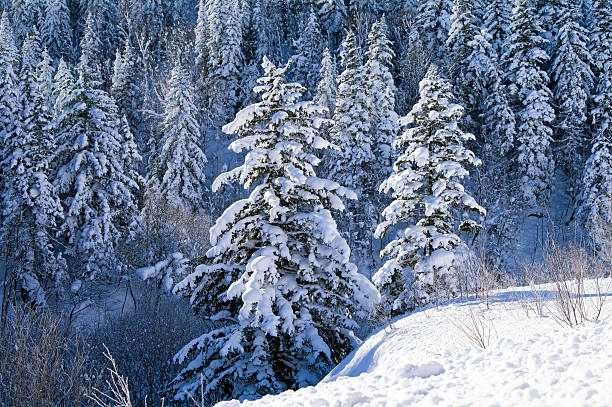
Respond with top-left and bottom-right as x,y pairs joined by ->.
218,280 -> 612,407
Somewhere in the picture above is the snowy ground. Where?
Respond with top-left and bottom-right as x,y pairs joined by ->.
219,279 -> 612,407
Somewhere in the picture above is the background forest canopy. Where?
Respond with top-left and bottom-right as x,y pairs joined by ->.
1,0 -> 611,405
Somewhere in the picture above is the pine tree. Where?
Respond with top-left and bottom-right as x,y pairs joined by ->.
365,16 -> 398,184
290,8 -> 324,96
502,0 -> 555,209
374,65 -> 485,314
313,47 -> 338,119
146,61 -> 207,214
551,2 -> 594,182
1,30 -> 66,306
416,0 -> 454,60
483,0 -> 512,56
41,0 -> 72,60
48,33 -> 140,280
172,57 -> 378,403
205,0 -> 244,124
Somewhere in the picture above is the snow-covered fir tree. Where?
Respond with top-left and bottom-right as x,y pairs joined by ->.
315,0 -> 346,38
313,47 -> 338,119
590,0 -> 612,76
463,28 -> 519,267
374,65 -> 485,315
195,0 -> 209,77
49,32 -> 140,280
464,28 -> 516,156
579,0 -> 612,254
551,1 -> 594,182
447,0 -> 480,86
52,58 -> 74,116
290,8 -> 324,97
10,0 -> 40,43
41,0 -> 72,60
1,30 -> 66,306
172,57 -> 379,404
416,0 -> 454,61
447,0 -> 481,127
80,11 -> 105,84
365,16 -> 398,182
204,0 -> 244,124
328,30 -> 377,263
502,0 -> 555,209
111,40 -> 144,143
146,60 -> 207,214
483,0 -> 512,57
0,11 -> 20,185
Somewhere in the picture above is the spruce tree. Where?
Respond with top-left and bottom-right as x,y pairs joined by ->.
146,61 -> 207,214
447,0 -> 480,85
328,31 -> 376,263
551,2 -> 594,182
590,0 -> 612,76
446,0 -> 481,129
365,16 -> 398,182
483,0 -> 512,56
313,47 -> 337,119
579,0 -> 612,253
205,0 -> 244,124
49,32 -> 140,279
111,40 -> 144,142
52,58 -> 74,117
502,0 -> 555,209
0,11 -> 20,186
195,0 -> 209,78
10,0 -> 39,42
416,0 -> 454,61
80,11 -> 104,84
374,65 -> 485,314
315,0 -> 346,37
290,8 -> 324,97
466,28 -> 516,156
0,11 -> 18,127
2,30 -> 66,306
172,57 -> 378,403
329,31 -> 373,193
41,0 -> 72,60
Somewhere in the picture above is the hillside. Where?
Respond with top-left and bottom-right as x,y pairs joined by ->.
219,280 -> 612,407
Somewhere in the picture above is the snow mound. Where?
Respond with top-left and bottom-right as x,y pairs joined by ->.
217,280 -> 612,407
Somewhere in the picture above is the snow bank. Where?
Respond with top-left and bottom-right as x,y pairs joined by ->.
218,280 -> 612,407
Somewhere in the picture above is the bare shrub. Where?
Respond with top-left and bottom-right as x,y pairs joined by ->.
544,241 -> 608,327
139,193 -> 212,262
450,305 -> 497,349
90,346 -> 206,407
88,294 -> 213,407
519,261 -> 547,318
455,250 -> 500,308
0,308 -> 97,407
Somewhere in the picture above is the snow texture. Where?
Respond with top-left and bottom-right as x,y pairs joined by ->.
218,279 -> 612,407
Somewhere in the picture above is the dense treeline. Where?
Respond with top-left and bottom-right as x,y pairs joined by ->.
0,0 -> 611,405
